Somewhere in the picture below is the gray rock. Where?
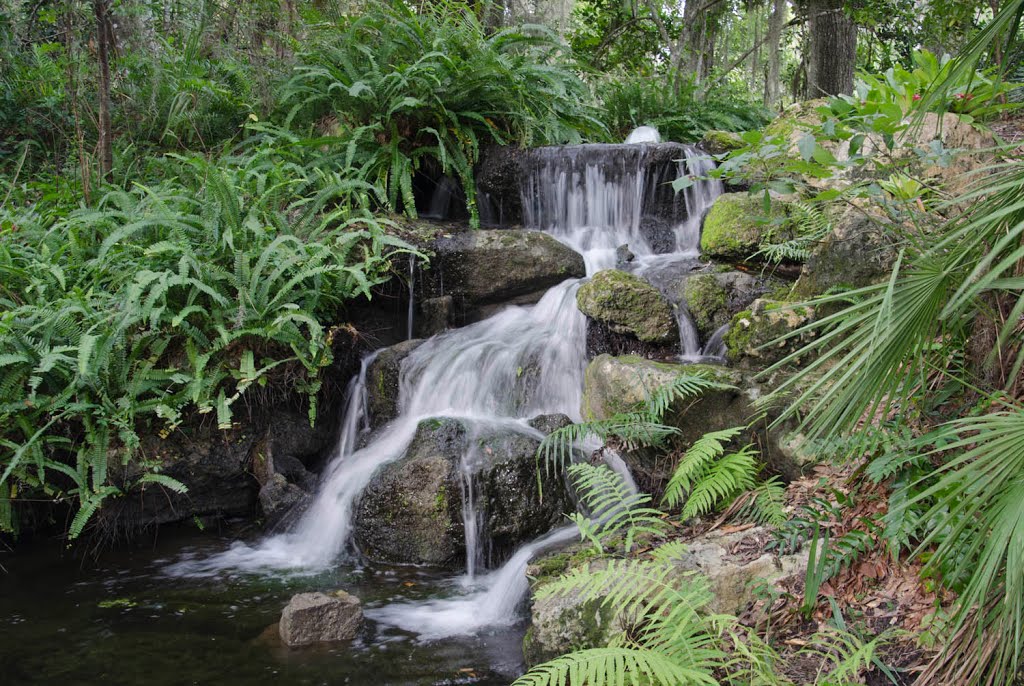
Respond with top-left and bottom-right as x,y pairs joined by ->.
417,295 -> 452,338
581,354 -> 814,484
354,417 -> 573,568
528,413 -> 573,436
615,244 -> 635,266
793,206 -> 898,298
425,229 -> 585,313
259,474 -> 311,528
279,591 -> 363,646
365,339 -> 424,429
576,269 -> 679,345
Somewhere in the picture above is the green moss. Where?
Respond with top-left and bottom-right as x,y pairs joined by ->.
434,484 -> 447,515
701,194 -> 790,261
700,130 -> 745,154
683,274 -> 728,334
575,270 -> 677,343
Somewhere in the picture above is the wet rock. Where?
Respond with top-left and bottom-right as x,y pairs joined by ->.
701,193 -> 794,262
615,244 -> 635,266
279,591 -> 363,646
475,145 -> 525,225
259,474 -> 311,529
365,339 -> 424,429
416,295 -> 452,338
354,418 -> 573,568
423,229 -> 585,317
576,270 -> 679,345
682,271 -> 765,341
528,413 -> 573,436
724,299 -> 816,370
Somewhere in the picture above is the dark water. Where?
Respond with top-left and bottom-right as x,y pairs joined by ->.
0,529 -> 525,685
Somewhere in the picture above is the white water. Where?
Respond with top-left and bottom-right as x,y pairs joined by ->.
624,125 -> 661,144
168,142 -> 723,638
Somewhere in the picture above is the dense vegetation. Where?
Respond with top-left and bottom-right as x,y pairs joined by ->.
4,0 -> 1024,684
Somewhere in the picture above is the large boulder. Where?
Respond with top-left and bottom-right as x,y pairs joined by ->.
279,591 -> 363,646
576,270 -> 679,345
354,417 -> 574,568
699,130 -> 745,156
365,339 -> 424,429
793,205 -> 898,298
423,229 -> 586,321
700,193 -> 793,262
523,528 -> 806,665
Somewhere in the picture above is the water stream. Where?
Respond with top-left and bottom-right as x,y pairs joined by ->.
3,137 -> 725,684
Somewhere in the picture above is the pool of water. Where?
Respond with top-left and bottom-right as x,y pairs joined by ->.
0,528 -> 527,685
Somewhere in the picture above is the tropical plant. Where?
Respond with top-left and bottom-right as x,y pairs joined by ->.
281,0 -> 601,225
0,143 -> 415,537
753,4 -> 1024,682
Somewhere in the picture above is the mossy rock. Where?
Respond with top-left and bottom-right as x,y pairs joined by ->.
700,129 -> 745,155
575,269 -> 678,344
723,299 -> 816,370
700,193 -> 794,262
581,354 -> 742,421
681,270 -> 774,341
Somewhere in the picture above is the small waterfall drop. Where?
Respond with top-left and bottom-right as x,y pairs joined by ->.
167,141 -> 725,638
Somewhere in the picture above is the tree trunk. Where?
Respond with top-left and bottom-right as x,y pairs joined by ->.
93,0 -> 113,181
764,0 -> 786,107
805,0 -> 856,97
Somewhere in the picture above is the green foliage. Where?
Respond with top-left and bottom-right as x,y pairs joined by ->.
596,77 -> 771,143
755,201 -> 833,265
538,370 -> 731,470
0,138 -> 414,536
661,427 -> 756,519
282,0 -> 600,225
567,462 -> 667,553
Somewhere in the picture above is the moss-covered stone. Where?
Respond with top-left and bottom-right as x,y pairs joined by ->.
700,129 -> 745,155
581,354 -> 742,420
700,193 -> 792,262
575,269 -> 678,344
723,299 -> 816,370
683,274 -> 729,336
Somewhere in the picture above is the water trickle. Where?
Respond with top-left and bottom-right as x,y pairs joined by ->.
407,254 -> 416,340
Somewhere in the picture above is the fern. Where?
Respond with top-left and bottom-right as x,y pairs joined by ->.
568,463 -> 668,553
662,427 -> 744,509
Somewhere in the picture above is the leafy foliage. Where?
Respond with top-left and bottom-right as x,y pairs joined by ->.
566,462 -> 667,553
281,0 -> 600,225
0,138 -> 414,536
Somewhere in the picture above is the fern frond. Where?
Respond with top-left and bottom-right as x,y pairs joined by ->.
662,427 -> 745,509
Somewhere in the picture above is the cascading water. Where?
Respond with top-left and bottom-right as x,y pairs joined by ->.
168,140 -> 724,640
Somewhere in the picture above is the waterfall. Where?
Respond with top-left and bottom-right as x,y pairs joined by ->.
624,125 -> 661,144
407,254 -> 415,340
167,141 -> 724,637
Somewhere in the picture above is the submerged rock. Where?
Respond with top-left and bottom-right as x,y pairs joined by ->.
576,270 -> 678,345
354,417 -> 573,568
700,193 -> 793,262
279,591 -> 363,646
365,339 -> 424,429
